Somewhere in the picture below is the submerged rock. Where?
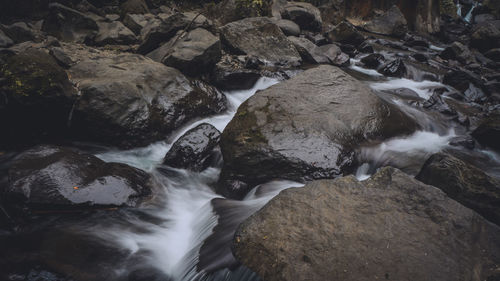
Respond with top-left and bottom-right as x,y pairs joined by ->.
233,167 -> 500,281
4,145 -> 153,211
416,152 -> 500,226
219,65 -> 418,199
163,123 -> 221,172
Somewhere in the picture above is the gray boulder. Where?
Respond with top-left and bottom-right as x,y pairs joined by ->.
288,36 -> 349,66
280,2 -> 322,32
93,21 -> 137,46
363,5 -> 408,37
122,13 -> 152,35
218,65 -> 418,199
275,19 -> 300,36
233,167 -> 500,281
220,17 -> 301,67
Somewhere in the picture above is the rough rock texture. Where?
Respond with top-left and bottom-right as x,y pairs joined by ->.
148,28 -> 221,77
0,22 -> 40,44
470,21 -> 500,53
210,55 -> 261,91
120,0 -> 149,15
472,115 -> 500,151
378,58 -> 407,77
275,19 -> 300,36
93,21 -> 137,46
219,65 -> 418,199
163,123 -> 221,172
288,36 -> 349,66
416,152 -> 500,226
280,2 -> 322,32
68,53 -> 227,148
220,17 -> 301,67
361,53 -> 385,69
4,145 -> 153,210
440,41 -> 476,65
233,167 -> 500,281
325,21 -> 365,45
363,5 -> 408,37
42,3 -> 99,43
0,30 -> 14,48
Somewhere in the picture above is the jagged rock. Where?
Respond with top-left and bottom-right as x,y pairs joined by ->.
123,13 -> 151,35
49,47 -> 76,68
314,44 -> 350,66
42,3 -> 99,43
220,17 -> 301,67
68,53 -> 227,148
422,90 -> 457,116
287,36 -> 318,63
93,21 -> 137,46
218,65 -> 418,199
360,53 -> 385,69
472,115 -> 500,151
378,58 -> 407,77
233,167 -> 500,281
363,5 -> 408,37
163,123 -> 221,172
0,30 -> 13,48
470,21 -> 500,52
325,21 -> 365,45
0,22 -> 39,43
280,2 -> 322,32
4,145 -> 153,211
275,19 -> 300,36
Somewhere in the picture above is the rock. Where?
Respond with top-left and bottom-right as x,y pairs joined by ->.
422,90 -> 457,116
0,22 -> 39,44
233,167 -> 500,281
120,0 -> 149,15
313,44 -> 350,66
148,28 -> 221,77
378,58 -> 407,77
363,5 -> 408,37
416,153 -> 500,226
475,14 -> 496,24
220,17 -> 301,67
287,36 -> 318,64
218,65 -> 418,199
0,30 -> 13,48
485,48 -> 500,61
442,69 -> 484,100
122,13 -> 150,35
68,53 -> 227,148
360,53 -> 385,69
137,12 -> 213,54
305,32 -> 328,46
440,41 -> 476,64
0,49 -> 77,148
470,21 -> 500,52
49,47 -> 76,68
472,115 -> 500,151
163,123 -> 221,172
358,41 -> 374,53
280,2 -> 322,32
275,19 -> 300,36
93,21 -> 137,46
210,55 -> 261,91
42,3 -> 100,43
4,145 -> 153,211
325,21 -> 365,45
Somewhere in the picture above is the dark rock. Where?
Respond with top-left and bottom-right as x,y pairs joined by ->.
305,32 -> 328,46
287,36 -> 318,64
325,21 -> 365,45
122,13 -> 151,35
5,145 -> 153,211
404,35 -> 430,48
449,136 -> 475,149
220,17 -> 301,67
49,47 -> 76,68
275,19 -> 300,37
280,2 -> 322,32
163,123 -> 221,172
360,53 -> 385,69
412,53 -> 428,62
472,115 -> 500,151
440,41 -> 476,64
378,58 -> 407,77
68,53 -> 227,148
363,5 -> 408,37
358,41 -> 374,53
0,30 -> 14,48
210,55 -> 261,91
416,153 -> 500,226
314,44 -> 350,66
485,48 -> 500,61
218,65 -> 418,199
42,3 -> 99,43
443,69 -> 483,93
475,14 -> 496,24
120,0 -> 149,15
470,21 -> 500,52
93,21 -> 137,46
0,49 -> 77,149
422,91 -> 457,116
0,22 -> 39,44
128,267 -> 171,281
148,28 -> 221,77
233,167 -> 500,281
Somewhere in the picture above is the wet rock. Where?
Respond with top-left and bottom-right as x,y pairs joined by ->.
233,167 -> 500,281
93,21 -> 137,46
443,69 -> 482,92
218,65 -> 418,199
485,48 -> 500,61
0,30 -> 14,48
49,47 -> 76,68
4,145 -> 153,211
314,44 -> 350,66
404,35 -> 430,48
42,3 -> 99,43
440,41 -> 476,64
280,2 -> 322,32
275,19 -> 300,37
422,90 -> 457,116
324,21 -> 365,45
122,13 -> 151,35
470,21 -> 500,52
69,53 -> 227,148
449,136 -> 475,149
220,17 -> 301,67
358,41 -> 374,53
0,49 -> 77,149
163,123 -> 221,172
360,53 -> 385,69
363,5 -> 408,37
0,22 -> 39,44
378,58 -> 407,77
412,53 -> 428,62
472,115 -> 500,151
288,36 -> 318,64
120,0 -> 149,15
416,152 -> 500,226
210,55 -> 261,91
148,28 -> 221,77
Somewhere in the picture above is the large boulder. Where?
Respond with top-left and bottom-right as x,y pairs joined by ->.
280,2 -> 322,32
42,3 -> 99,43
4,145 -> 153,212
93,21 -> 137,46
275,19 -> 300,36
0,22 -> 40,44
233,167 -> 500,281
218,65 -> 419,199
416,152 -> 500,226
219,17 -> 301,67
147,28 -> 221,77
68,53 -> 227,148
440,41 -> 476,65
0,49 -> 77,149
163,123 -> 221,172
363,5 -> 408,37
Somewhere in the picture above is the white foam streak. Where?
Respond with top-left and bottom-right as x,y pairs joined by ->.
370,78 -> 446,99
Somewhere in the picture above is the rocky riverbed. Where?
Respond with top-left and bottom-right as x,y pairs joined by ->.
0,0 -> 499,280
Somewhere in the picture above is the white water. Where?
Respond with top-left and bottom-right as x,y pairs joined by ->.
371,78 -> 446,99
